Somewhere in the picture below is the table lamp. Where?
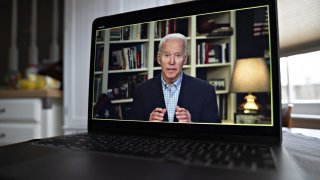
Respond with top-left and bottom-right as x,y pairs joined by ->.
230,58 -> 270,113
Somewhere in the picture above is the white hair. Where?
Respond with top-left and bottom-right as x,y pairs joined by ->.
158,33 -> 188,54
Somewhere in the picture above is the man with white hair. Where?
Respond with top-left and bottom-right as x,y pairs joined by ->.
132,33 -> 220,123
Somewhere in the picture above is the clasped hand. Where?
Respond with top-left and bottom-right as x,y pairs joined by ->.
149,106 -> 191,123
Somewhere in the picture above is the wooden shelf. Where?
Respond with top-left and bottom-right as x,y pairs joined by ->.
153,65 -> 191,71
0,89 -> 62,99
216,90 -> 229,95
94,71 -> 103,75
109,39 -> 149,44
96,41 -> 104,45
196,63 -> 231,68
154,37 -> 191,41
196,36 -> 231,40
108,68 -> 148,74
111,98 -> 133,104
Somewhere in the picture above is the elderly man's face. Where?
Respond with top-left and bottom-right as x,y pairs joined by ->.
157,39 -> 187,84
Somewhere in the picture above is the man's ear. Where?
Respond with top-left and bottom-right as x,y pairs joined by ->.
183,54 -> 188,65
157,53 -> 162,65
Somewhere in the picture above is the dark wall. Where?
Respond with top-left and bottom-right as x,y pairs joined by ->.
236,7 -> 269,59
0,0 -> 64,87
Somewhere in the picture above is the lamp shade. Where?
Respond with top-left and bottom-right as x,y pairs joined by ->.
230,58 -> 270,93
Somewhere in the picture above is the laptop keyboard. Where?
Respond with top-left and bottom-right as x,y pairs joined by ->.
34,133 -> 276,171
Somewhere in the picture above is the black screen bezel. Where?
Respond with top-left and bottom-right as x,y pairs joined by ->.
88,0 -> 281,144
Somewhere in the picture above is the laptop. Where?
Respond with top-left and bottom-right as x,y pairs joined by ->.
0,0 -> 306,179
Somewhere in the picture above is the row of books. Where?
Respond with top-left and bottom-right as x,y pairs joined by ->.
93,76 -> 103,103
109,44 -> 148,70
154,18 -> 189,38
110,23 -> 148,41
197,42 -> 230,64
95,45 -> 104,71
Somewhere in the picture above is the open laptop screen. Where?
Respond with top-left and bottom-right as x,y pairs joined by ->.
89,0 -> 280,129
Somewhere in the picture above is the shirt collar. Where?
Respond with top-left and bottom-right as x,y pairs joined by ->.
161,72 -> 183,89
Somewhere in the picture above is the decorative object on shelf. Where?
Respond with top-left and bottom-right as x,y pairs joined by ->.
197,15 -> 216,34
234,113 -> 265,124
209,79 -> 225,91
208,26 -> 233,37
230,58 -> 269,114
197,14 -> 232,37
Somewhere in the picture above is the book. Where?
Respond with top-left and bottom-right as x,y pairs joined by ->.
201,42 -> 206,64
130,24 -> 141,40
207,43 -> 222,63
110,50 -> 124,70
129,47 -> 135,69
154,18 -> 189,38
95,46 -> 104,71
140,23 -> 148,39
197,43 -> 201,64
93,76 -> 102,103
121,48 -> 129,70
140,44 -> 147,68
136,45 -> 141,69
197,41 -> 224,64
122,26 -> 130,40
110,27 -> 121,41
218,94 -> 228,120
222,43 -> 230,63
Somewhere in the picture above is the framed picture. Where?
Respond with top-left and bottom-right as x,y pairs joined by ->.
208,79 -> 225,91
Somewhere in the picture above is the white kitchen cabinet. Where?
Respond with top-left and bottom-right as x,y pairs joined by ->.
0,90 -> 63,146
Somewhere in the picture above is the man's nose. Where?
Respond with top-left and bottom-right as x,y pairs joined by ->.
169,56 -> 175,64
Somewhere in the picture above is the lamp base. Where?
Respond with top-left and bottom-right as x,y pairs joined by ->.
240,93 -> 260,114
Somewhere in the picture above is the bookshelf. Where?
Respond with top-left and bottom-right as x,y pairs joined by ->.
93,11 -> 237,122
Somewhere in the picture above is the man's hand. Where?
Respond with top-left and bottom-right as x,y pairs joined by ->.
149,108 -> 166,122
175,106 -> 191,123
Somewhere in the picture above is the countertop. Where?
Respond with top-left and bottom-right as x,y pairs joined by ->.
0,89 -> 62,99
